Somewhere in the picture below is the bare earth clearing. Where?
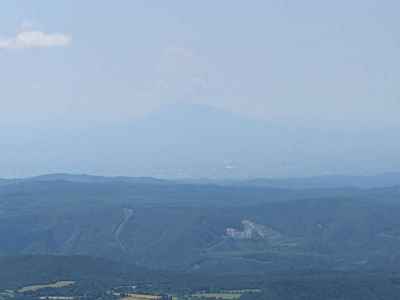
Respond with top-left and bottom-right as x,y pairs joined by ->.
18,281 -> 75,293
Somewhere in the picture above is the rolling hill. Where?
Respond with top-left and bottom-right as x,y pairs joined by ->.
1,175 -> 400,273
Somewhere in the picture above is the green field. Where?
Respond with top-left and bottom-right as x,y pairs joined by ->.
191,289 -> 261,300
120,293 -> 161,300
191,293 -> 241,299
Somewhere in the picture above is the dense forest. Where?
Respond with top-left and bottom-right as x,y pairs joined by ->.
2,176 -> 400,299
2,255 -> 400,300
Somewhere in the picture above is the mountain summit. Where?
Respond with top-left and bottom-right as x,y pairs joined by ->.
2,104 -> 400,178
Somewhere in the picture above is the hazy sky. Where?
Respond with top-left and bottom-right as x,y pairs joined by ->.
1,1 -> 400,178
1,1 -> 399,125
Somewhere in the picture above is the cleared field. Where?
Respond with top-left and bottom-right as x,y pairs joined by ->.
191,293 -> 241,299
191,290 -> 261,300
121,294 -> 161,300
19,281 -> 75,293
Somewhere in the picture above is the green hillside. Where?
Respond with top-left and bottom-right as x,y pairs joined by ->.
1,178 -> 400,272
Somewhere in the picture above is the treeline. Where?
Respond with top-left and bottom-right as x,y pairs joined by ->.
3,255 -> 400,300
0,255 -> 147,290
240,273 -> 400,300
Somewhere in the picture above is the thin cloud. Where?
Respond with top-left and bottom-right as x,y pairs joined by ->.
0,30 -> 71,49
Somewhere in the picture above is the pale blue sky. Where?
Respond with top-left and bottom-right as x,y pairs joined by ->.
1,1 -> 400,178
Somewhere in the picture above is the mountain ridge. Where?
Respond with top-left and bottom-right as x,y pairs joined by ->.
3,104 -> 400,178
2,172 -> 400,189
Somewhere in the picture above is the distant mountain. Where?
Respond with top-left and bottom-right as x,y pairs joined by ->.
27,173 -> 169,185
1,171 -> 400,189
227,172 -> 400,189
2,103 -> 400,178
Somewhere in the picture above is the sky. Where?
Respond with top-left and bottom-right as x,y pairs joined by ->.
1,1 -> 400,178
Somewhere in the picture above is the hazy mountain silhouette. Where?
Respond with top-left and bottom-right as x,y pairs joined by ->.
2,104 -> 400,178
